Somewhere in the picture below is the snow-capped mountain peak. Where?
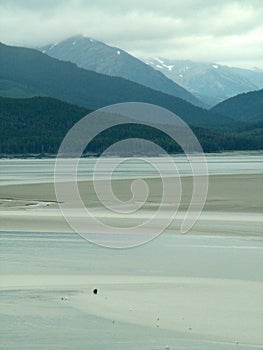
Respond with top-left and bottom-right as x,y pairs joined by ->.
38,35 -> 202,106
143,57 -> 263,106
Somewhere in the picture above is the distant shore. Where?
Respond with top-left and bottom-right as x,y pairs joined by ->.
1,150 -> 263,159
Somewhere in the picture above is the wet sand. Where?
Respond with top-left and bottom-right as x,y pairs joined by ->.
0,173 -> 262,235
1,275 -> 263,346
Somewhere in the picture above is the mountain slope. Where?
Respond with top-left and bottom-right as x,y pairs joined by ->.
0,42 -> 230,128
144,58 -> 263,107
39,35 -> 202,107
0,79 -> 45,98
211,89 -> 263,122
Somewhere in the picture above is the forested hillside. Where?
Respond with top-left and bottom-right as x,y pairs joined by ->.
1,97 -> 262,155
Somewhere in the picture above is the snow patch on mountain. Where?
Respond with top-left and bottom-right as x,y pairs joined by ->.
49,42 -> 58,50
155,57 -> 164,64
163,64 -> 174,71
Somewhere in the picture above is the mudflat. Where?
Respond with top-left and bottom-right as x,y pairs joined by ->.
0,173 -> 262,236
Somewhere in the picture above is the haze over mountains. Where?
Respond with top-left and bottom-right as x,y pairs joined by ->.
145,58 -> 263,107
39,35 -> 202,107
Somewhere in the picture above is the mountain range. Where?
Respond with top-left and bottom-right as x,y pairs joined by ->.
0,42 -> 230,128
38,35 -> 263,108
144,58 -> 263,107
39,35 -> 202,107
0,39 -> 262,155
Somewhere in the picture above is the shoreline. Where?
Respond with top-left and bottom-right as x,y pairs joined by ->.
1,150 -> 263,159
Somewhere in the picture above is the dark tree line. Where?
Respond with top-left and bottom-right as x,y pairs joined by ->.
1,97 -> 262,156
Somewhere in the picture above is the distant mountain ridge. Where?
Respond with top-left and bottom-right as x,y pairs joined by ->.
0,42 -> 231,128
143,58 -> 263,107
39,35 -> 202,107
211,89 -> 263,122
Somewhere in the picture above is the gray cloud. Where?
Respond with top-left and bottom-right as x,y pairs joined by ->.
0,0 -> 262,68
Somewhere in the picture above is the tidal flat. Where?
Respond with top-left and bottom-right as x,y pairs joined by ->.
0,155 -> 263,349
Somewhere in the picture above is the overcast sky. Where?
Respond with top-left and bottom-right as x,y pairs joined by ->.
0,0 -> 262,69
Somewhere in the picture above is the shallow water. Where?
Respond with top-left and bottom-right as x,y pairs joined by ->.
1,153 -> 263,185
1,232 -> 263,349
1,232 -> 263,280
